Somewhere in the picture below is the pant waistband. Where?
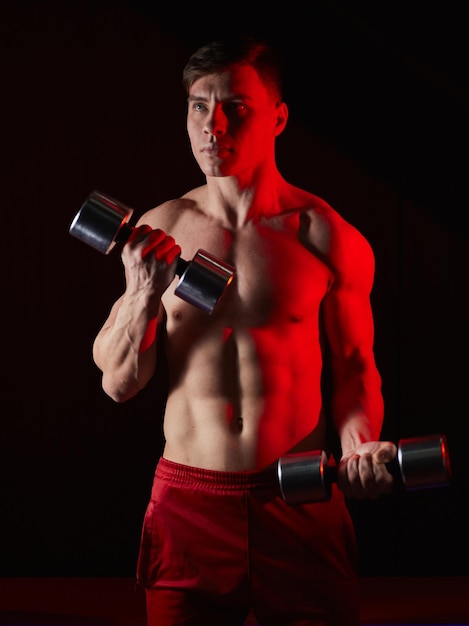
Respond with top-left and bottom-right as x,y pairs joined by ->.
156,456 -> 279,491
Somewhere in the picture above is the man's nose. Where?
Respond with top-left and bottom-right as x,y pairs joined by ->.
204,105 -> 227,135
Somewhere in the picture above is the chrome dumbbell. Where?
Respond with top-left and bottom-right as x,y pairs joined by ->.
69,191 -> 236,314
278,433 -> 452,505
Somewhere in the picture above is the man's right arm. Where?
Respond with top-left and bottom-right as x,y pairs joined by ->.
92,294 -> 163,403
92,224 -> 180,403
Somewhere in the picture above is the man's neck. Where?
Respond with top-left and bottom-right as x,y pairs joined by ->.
204,168 -> 288,229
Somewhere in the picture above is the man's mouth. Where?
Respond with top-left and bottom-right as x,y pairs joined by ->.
201,143 -> 231,156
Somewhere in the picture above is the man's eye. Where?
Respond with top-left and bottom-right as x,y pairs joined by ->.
193,103 -> 206,112
229,102 -> 246,112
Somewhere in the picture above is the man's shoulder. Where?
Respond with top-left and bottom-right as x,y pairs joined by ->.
286,185 -> 333,218
295,189 -> 373,262
137,188 -> 205,227
297,190 -> 365,238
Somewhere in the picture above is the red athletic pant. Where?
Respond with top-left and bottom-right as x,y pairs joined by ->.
137,457 -> 360,625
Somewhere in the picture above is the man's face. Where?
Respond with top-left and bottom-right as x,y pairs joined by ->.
186,64 -> 283,178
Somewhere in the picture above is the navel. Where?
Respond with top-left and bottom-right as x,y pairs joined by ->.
172,309 -> 183,322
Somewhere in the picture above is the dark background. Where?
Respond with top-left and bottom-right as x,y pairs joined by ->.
1,0 -> 468,578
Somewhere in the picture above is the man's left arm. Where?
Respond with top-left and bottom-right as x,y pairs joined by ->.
322,227 -> 396,500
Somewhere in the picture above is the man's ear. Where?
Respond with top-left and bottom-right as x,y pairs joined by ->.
274,101 -> 289,136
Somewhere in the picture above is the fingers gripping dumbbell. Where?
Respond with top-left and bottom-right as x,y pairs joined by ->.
277,434 -> 452,505
69,191 -> 236,315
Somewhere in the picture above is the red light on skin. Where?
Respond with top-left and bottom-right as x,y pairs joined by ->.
139,317 -> 157,353
226,403 -> 234,424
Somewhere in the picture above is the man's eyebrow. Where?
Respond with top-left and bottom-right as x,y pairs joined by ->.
187,93 -> 252,102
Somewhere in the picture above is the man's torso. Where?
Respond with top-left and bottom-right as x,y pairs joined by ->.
144,192 -> 336,470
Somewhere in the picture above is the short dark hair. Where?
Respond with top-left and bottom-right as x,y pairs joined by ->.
182,35 -> 284,100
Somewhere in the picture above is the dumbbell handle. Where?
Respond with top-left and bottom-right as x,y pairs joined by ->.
277,434 -> 452,505
69,191 -> 236,314
323,456 -> 400,491
113,221 -> 189,277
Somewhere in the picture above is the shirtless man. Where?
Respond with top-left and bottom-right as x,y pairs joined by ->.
92,36 -> 396,626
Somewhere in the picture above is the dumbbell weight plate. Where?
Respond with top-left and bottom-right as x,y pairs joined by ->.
277,449 -> 331,505
175,249 -> 236,315
69,191 -> 133,254
398,434 -> 452,490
